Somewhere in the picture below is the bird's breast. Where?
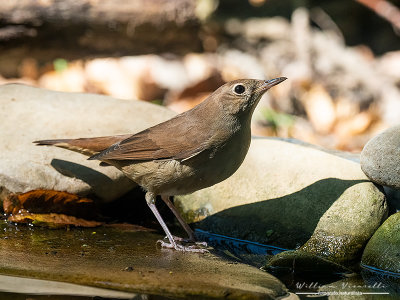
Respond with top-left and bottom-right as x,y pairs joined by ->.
169,126 -> 251,195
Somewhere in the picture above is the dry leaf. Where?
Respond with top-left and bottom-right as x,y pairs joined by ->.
38,61 -> 86,92
335,111 -> 373,138
8,210 -> 102,228
302,85 -> 336,134
3,190 -> 98,219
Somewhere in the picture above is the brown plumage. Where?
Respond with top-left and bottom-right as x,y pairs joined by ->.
35,77 -> 287,252
88,108 -> 213,161
35,135 -> 131,157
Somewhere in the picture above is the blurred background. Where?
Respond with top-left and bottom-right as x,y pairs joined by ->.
1,0 -> 399,152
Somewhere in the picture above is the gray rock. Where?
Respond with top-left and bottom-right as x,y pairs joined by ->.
361,125 -> 400,189
0,220 -> 296,299
0,84 -> 176,203
176,138 -> 387,266
361,212 -> 400,275
299,179 -> 387,267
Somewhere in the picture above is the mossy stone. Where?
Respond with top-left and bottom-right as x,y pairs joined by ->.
361,212 -> 400,274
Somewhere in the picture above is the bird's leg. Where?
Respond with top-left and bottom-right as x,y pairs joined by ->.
145,192 -> 207,253
145,192 -> 176,247
161,195 -> 196,241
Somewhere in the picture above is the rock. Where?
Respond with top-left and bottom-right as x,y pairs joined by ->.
266,250 -> 353,276
0,220 -> 295,299
0,275 -> 138,299
298,178 -> 386,268
361,125 -> 400,189
361,212 -> 400,275
0,84 -> 176,203
176,137 -> 387,267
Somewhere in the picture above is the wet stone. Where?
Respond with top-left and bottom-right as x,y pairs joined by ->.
0,275 -> 138,299
0,220 -> 293,299
361,212 -> 400,276
265,250 -> 353,277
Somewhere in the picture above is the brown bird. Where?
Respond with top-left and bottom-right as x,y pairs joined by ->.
35,77 -> 287,252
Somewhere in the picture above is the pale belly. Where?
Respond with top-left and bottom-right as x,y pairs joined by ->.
116,132 -> 251,196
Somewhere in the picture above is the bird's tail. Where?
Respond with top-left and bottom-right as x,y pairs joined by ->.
34,139 -> 71,146
34,134 -> 131,157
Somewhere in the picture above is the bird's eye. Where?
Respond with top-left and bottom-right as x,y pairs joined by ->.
233,84 -> 245,94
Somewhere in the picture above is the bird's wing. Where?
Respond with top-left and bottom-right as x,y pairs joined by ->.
89,113 -> 212,162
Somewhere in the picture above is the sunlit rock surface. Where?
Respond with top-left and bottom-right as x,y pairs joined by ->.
361,125 -> 400,189
176,138 -> 387,268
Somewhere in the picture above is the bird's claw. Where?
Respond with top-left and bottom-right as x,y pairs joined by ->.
171,235 -> 208,247
157,239 -> 209,253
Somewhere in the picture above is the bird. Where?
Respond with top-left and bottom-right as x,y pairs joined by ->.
34,77 -> 287,252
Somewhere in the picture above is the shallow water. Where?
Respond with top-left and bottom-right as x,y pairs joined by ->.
2,218 -> 400,299
0,220 -> 288,299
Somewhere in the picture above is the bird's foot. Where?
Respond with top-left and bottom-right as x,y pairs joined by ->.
157,239 -> 209,253
171,235 -> 208,247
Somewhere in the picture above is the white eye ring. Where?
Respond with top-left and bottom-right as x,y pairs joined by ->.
233,84 -> 246,95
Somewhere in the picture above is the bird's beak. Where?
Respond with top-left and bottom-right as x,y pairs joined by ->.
260,77 -> 287,91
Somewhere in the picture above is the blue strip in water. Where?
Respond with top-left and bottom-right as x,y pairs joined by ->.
361,263 -> 400,278
195,229 -> 288,255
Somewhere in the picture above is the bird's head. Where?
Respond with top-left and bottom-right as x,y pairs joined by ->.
212,77 -> 287,116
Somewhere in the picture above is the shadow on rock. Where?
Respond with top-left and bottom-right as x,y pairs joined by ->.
50,159 -> 134,202
51,159 -> 114,186
196,178 -> 368,249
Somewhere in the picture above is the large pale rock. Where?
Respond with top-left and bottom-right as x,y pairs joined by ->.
361,125 -> 400,189
176,138 -> 387,266
0,84 -> 176,202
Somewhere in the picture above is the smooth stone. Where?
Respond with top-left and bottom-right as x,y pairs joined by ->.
0,221 -> 294,299
265,250 -> 353,276
0,84 -> 176,203
0,275 -> 137,299
361,125 -> 400,189
175,137 -> 387,267
361,212 -> 400,275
